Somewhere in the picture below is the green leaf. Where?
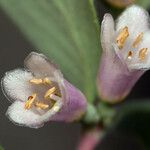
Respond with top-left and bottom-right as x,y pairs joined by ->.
113,100 -> 150,149
0,0 -> 100,102
0,145 -> 4,150
136,0 -> 150,9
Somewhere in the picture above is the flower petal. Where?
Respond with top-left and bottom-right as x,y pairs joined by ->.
116,5 -> 149,38
7,99 -> 63,128
2,69 -> 34,102
51,80 -> 87,122
24,52 -> 61,78
6,79 -> 86,128
97,53 -> 144,103
7,101 -> 43,128
126,31 -> 150,70
101,13 -> 115,54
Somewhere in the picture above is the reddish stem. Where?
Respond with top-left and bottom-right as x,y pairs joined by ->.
77,127 -> 101,150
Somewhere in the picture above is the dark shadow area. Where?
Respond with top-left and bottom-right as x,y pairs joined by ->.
95,130 -> 145,150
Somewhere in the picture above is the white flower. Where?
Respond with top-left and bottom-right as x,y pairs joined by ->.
2,52 -> 87,128
97,5 -> 150,103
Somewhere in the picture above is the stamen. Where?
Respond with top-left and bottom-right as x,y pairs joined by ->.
116,26 -> 129,49
49,99 -> 56,109
42,78 -> 51,84
50,95 -> 61,111
127,50 -> 132,59
50,94 -> 61,101
44,87 -> 56,99
29,78 -> 51,85
139,48 -> 148,60
35,102 -> 49,109
24,93 -> 36,109
26,78 -> 61,112
29,78 -> 43,84
132,32 -> 143,48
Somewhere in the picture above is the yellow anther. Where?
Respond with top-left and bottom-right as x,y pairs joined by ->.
127,50 -> 132,59
132,32 -> 143,48
35,102 -> 49,109
24,93 -> 36,109
42,78 -> 51,84
29,78 -> 51,85
29,78 -> 43,84
139,48 -> 148,60
116,26 -> 129,49
44,87 -> 56,99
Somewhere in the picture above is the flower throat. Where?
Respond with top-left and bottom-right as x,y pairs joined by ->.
24,77 -> 61,110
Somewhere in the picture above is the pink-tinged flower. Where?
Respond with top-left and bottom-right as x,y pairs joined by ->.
97,5 -> 150,103
2,52 -> 87,128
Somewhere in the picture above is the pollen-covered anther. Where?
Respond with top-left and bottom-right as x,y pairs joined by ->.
42,78 -> 51,84
139,48 -> 148,60
29,78 -> 51,85
44,87 -> 56,99
127,50 -> 132,59
35,102 -> 49,109
116,26 -> 129,49
132,32 -> 143,48
24,93 -> 36,109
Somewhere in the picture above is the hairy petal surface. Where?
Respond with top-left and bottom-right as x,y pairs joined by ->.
2,69 -> 33,102
101,13 -> 115,55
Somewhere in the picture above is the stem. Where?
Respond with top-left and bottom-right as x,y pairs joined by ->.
77,127 -> 101,150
